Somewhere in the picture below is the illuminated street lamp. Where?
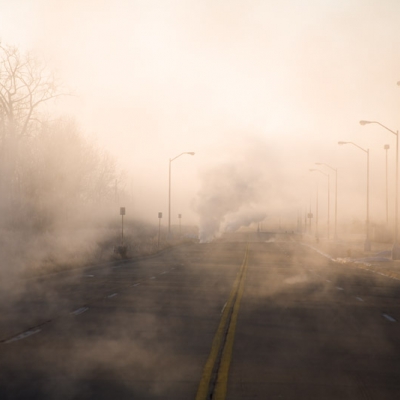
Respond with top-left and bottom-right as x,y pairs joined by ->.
168,152 -> 195,236
315,163 -> 337,240
360,120 -> 400,259
310,168 -> 330,239
338,141 -> 371,251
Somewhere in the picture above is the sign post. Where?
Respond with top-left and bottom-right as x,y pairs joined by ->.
120,207 -> 125,245
307,212 -> 313,234
158,212 -> 162,249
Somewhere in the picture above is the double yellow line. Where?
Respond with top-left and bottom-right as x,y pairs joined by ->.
195,245 -> 249,400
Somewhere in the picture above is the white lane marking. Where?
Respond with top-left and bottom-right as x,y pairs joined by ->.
382,313 -> 397,322
355,297 -> 364,302
150,276 -> 156,280
5,328 -> 41,344
160,271 -> 167,275
336,286 -> 344,291
107,293 -> 118,298
308,269 -> 313,272
132,283 -> 140,287
84,274 -> 94,278
326,279 -> 331,283
221,302 -> 227,315
71,307 -> 89,316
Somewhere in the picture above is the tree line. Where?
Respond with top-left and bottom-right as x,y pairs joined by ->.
0,43 -> 126,231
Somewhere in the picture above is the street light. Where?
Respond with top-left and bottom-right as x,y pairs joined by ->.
310,168 -> 330,239
168,152 -> 195,236
308,193 -> 313,234
360,120 -> 400,259
384,144 -> 390,225
338,141 -> 371,251
310,182 -> 319,242
308,173 -> 320,242
316,183 -> 319,242
316,162 -> 338,240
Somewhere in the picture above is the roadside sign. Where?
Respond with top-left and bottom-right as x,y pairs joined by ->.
120,207 -> 126,216
158,212 -> 162,218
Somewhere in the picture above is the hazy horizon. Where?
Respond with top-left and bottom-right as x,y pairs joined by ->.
2,0 -> 400,233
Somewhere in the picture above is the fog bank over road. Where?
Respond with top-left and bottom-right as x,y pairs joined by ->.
1,235 -> 400,399
2,1 -> 400,224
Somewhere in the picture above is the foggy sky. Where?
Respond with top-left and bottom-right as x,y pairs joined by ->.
2,0 -> 400,228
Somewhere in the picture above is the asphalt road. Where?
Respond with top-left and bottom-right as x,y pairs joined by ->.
1,239 -> 400,399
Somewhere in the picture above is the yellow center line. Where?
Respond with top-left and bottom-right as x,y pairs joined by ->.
213,251 -> 248,399
195,245 -> 249,400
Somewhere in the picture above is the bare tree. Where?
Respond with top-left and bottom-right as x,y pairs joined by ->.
0,43 -> 66,209
0,43 -> 65,138
15,118 -> 126,229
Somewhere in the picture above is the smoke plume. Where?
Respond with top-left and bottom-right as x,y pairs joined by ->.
195,135 -> 274,242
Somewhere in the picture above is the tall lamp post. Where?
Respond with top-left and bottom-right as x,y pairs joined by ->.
308,194 -> 313,234
338,141 -> 371,251
310,168 -> 330,239
307,184 -> 318,241
315,163 -> 337,240
360,120 -> 399,259
168,152 -> 195,236
316,183 -> 319,242
384,144 -> 390,225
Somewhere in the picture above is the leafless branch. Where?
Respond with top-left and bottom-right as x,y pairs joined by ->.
0,43 -> 69,139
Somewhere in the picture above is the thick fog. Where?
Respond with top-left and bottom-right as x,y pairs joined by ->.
1,0 -> 400,268
2,4 -> 400,399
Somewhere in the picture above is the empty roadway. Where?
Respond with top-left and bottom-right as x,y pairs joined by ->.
1,238 -> 400,399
